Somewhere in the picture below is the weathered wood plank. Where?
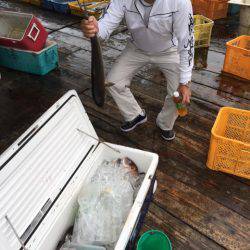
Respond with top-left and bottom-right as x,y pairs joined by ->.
60,26 -> 129,52
0,68 -> 88,153
192,70 -> 250,100
209,42 -> 226,54
206,50 -> 225,74
0,66 -> 28,84
154,173 -> 250,250
49,31 -> 94,52
49,32 -> 82,55
145,204 -> 225,250
157,153 -> 250,219
137,209 -> 206,249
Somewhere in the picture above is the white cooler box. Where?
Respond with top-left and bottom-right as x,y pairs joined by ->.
0,90 -> 158,250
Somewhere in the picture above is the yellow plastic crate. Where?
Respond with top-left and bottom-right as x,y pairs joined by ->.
223,35 -> 250,81
69,0 -> 108,19
194,15 -> 214,48
207,107 -> 250,179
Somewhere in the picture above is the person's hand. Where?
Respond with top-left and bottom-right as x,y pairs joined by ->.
81,16 -> 99,38
178,84 -> 191,104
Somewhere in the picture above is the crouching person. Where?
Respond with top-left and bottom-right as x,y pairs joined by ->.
81,0 -> 194,141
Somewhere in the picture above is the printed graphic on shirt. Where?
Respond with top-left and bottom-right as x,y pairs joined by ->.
184,13 -> 194,66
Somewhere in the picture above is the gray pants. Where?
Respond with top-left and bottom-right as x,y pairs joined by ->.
107,42 -> 180,131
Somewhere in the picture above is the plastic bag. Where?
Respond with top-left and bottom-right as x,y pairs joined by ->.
72,159 -> 136,247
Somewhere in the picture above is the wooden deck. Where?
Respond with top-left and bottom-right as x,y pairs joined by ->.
0,1 -> 250,249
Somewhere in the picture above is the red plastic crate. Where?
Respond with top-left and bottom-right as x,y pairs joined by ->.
0,11 -> 48,52
192,0 -> 229,20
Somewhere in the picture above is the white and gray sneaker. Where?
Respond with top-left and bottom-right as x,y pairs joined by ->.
120,111 -> 147,132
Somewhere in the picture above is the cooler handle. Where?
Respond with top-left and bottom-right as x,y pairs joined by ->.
27,23 -> 40,42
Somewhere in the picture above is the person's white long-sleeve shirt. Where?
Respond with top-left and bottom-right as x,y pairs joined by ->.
98,0 -> 194,84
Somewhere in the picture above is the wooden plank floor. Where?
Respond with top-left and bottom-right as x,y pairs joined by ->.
0,1 -> 250,249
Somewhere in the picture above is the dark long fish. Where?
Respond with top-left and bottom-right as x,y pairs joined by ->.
77,0 -> 105,107
90,35 -> 105,106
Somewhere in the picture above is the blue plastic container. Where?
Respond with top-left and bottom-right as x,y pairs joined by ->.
0,40 -> 58,75
42,0 -> 54,10
53,0 -> 72,14
43,0 -> 71,13
228,4 -> 240,16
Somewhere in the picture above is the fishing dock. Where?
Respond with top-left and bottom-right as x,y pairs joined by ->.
0,0 -> 249,249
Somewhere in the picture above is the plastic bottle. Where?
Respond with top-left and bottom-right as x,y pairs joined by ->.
173,91 -> 188,117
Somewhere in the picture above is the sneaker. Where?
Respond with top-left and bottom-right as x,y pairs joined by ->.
121,111 -> 147,132
161,129 -> 176,141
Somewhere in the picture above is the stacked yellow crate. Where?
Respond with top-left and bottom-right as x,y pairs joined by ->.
193,15 -> 214,68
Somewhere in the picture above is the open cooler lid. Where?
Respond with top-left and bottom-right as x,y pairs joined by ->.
0,90 -> 98,250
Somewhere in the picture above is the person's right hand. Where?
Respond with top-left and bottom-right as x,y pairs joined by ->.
81,16 -> 99,38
